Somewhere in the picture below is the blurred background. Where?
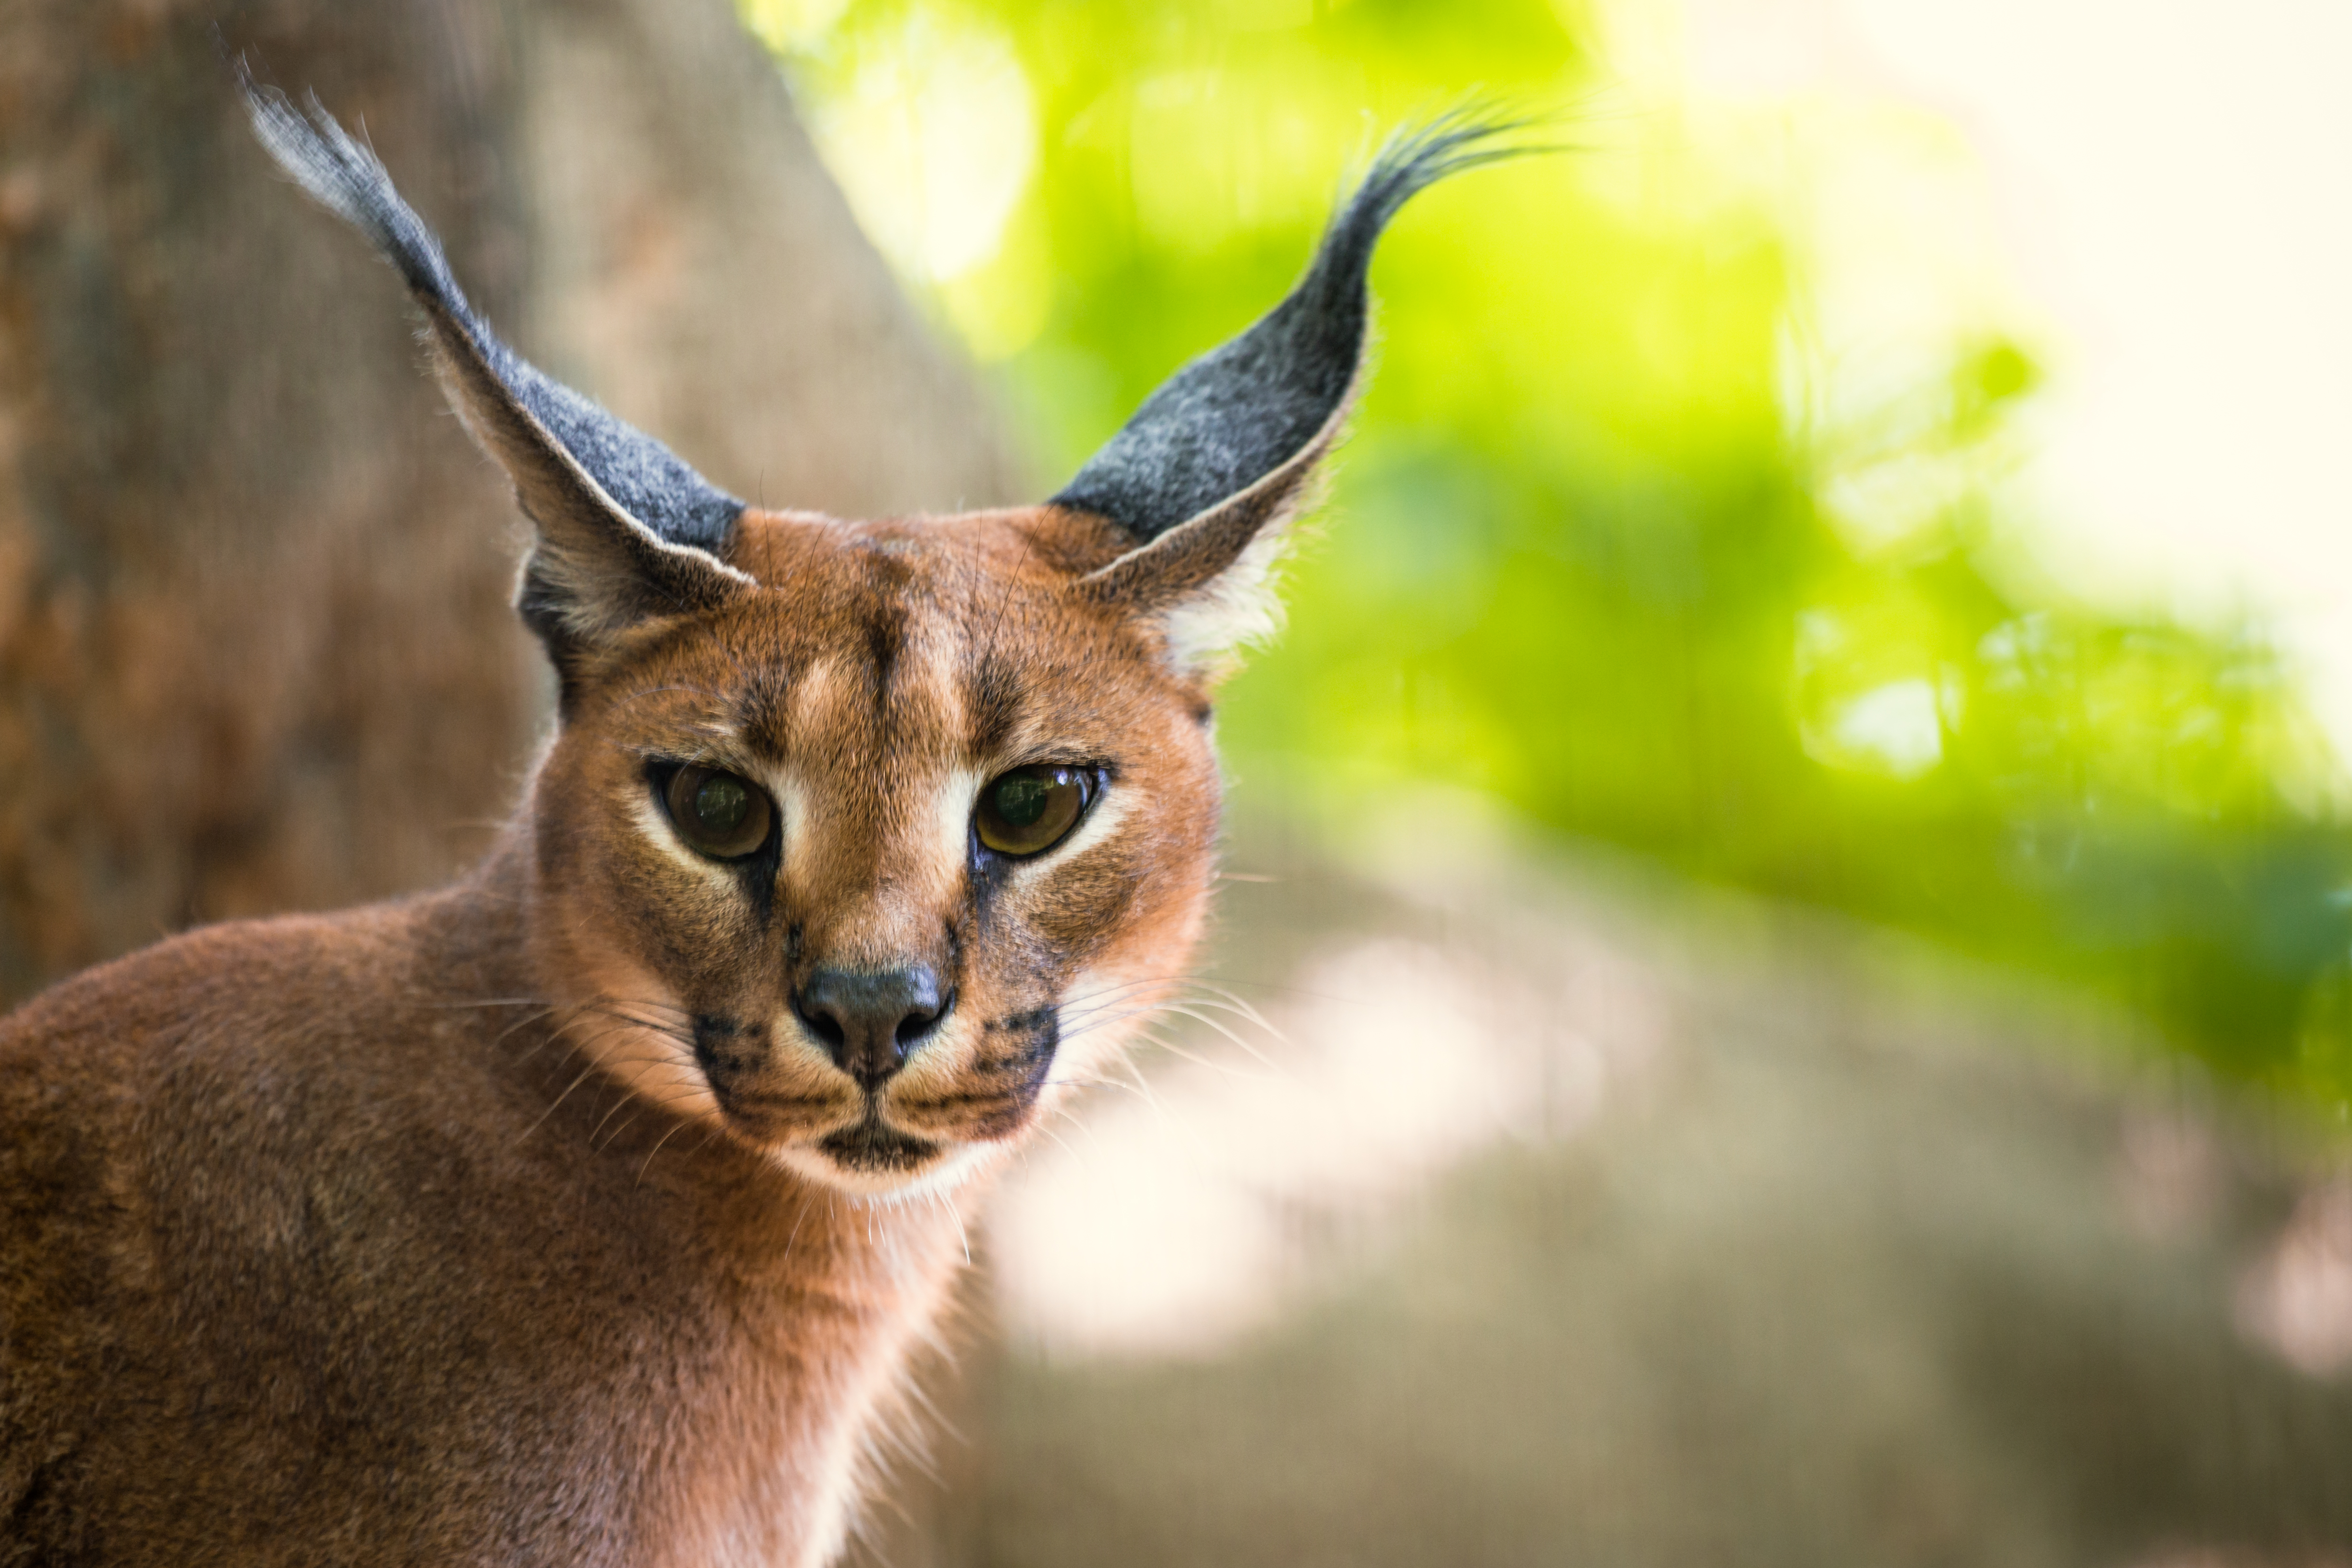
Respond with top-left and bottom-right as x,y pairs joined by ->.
4,0 -> 2349,1560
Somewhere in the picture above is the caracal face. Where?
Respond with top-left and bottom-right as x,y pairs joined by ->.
533,506 -> 1215,1197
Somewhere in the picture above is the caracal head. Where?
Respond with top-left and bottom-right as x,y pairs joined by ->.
243,75 -> 1521,1196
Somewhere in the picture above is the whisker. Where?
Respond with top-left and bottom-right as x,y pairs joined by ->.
578,1006 -> 696,1044
780,1193 -> 815,1264
1029,1118 -> 1090,1170
636,1118 -> 693,1185
1161,984 -> 1286,1040
1152,1004 -> 1284,1070
588,1076 -> 679,1146
590,994 -> 696,1018
551,1021 -> 683,1059
929,1187 -> 972,1268
519,1060 -> 607,1145
1053,998 -> 1191,1044
595,1111 -> 647,1151
495,1004 -> 566,1049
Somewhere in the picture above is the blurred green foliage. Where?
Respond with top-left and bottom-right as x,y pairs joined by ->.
748,0 -> 2352,1118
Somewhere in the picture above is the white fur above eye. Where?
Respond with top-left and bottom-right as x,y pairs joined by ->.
933,766 -> 988,869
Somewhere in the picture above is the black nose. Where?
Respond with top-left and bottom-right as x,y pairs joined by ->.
794,966 -> 946,1088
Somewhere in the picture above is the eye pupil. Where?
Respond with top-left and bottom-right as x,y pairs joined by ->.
694,775 -> 749,834
994,776 -> 1050,828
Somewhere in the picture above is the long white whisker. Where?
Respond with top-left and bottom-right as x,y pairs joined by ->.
520,1060 -> 606,1144
1152,1004 -> 1284,1070
636,1118 -> 693,1185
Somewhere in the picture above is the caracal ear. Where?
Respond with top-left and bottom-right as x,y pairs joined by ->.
1059,111 -> 1529,678
239,68 -> 753,679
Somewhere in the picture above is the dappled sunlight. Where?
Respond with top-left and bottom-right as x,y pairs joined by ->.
738,0 -> 853,56
1821,676 -> 1944,778
2238,1176 -> 2352,1380
790,9 -> 1035,284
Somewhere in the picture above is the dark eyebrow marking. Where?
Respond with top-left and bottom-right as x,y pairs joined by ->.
965,653 -> 1024,759
737,662 -> 797,757
863,604 -> 905,707
851,541 -> 917,713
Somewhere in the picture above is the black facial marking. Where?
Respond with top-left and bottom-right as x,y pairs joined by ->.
863,605 -> 905,706
970,1007 -> 1060,1135
693,1014 -> 765,1102
964,654 -> 1025,760
941,919 -> 965,1000
964,831 -> 1012,923
738,665 -> 798,761
741,823 -> 783,927
819,1113 -> 940,1172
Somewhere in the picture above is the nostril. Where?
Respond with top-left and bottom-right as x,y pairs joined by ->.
800,1006 -> 847,1054
893,999 -> 944,1048
795,965 -> 949,1086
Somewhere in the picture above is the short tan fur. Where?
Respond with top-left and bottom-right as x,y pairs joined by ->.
0,82 -> 1519,1567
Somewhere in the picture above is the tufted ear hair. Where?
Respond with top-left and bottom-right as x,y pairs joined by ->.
238,70 -> 753,677
1059,111 -> 1528,675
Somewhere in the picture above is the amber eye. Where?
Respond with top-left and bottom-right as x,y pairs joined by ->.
975,765 -> 1094,858
661,764 -> 774,860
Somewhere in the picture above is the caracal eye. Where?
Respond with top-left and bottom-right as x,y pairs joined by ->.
975,765 -> 1093,858
662,764 -> 774,860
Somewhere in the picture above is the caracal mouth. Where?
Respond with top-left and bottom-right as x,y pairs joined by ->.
761,1105 -> 1001,1199
815,1111 -> 941,1175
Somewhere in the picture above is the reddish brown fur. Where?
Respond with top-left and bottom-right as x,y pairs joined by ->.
0,501 -> 1225,1566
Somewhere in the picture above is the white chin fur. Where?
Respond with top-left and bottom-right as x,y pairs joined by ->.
770,1138 -> 1001,1204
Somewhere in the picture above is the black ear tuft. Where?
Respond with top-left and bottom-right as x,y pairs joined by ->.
1051,109 -> 1532,543
236,64 -> 745,555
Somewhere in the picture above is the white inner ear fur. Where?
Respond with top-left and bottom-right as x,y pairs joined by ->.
1156,504 -> 1302,677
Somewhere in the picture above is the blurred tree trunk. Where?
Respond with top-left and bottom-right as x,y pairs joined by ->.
0,0 -> 1017,1002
